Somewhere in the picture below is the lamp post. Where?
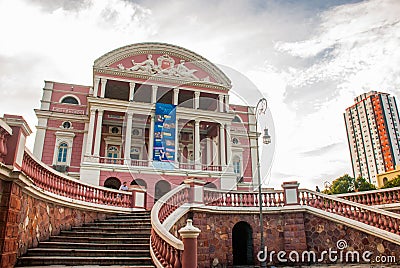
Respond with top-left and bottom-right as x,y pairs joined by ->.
255,98 -> 271,268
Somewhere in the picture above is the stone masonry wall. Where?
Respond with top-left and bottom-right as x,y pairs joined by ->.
171,210 -> 400,267
0,180 -> 108,268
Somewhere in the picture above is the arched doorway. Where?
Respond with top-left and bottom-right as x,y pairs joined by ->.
104,177 -> 121,190
232,221 -> 254,266
131,179 -> 147,189
154,180 -> 171,203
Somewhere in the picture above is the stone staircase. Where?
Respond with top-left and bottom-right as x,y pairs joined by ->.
17,211 -> 155,267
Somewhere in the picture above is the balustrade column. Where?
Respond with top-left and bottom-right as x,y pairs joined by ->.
124,112 -> 133,164
194,120 -> 201,169
93,77 -> 100,97
219,124 -> 226,166
173,88 -> 179,106
129,82 -> 135,101
152,85 -> 158,104
179,219 -> 201,268
100,78 -> 107,98
85,109 -> 96,156
148,115 -> 155,164
194,91 -> 200,109
93,109 -> 104,157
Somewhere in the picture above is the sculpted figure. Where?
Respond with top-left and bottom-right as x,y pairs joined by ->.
175,60 -> 198,79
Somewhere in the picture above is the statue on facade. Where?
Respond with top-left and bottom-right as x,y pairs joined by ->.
175,60 -> 198,79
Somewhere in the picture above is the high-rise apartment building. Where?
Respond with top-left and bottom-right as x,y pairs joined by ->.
344,91 -> 400,185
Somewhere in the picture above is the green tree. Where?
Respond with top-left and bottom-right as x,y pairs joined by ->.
381,175 -> 400,189
329,174 -> 355,194
354,176 -> 376,191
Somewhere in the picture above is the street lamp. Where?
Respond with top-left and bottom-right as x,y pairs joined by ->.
255,98 -> 271,268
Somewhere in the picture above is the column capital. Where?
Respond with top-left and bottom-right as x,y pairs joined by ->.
89,108 -> 97,115
126,111 -> 134,117
94,77 -> 100,82
174,88 -> 180,93
194,91 -> 200,97
97,108 -> 104,114
152,85 -> 158,90
179,219 -> 201,238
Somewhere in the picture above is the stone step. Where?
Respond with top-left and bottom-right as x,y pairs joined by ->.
16,256 -> 154,266
85,222 -> 151,228
39,241 -> 150,250
60,230 -> 150,238
49,236 -> 149,244
70,226 -> 152,233
26,248 -> 150,257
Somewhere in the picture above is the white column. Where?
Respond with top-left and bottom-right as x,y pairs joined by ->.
148,115 -> 155,163
194,91 -> 200,109
225,124 -> 231,166
129,82 -> 135,102
100,78 -> 107,98
219,124 -> 226,166
206,137 -> 212,165
175,117 -> 179,165
93,109 -> 104,157
194,120 -> 201,169
85,109 -> 96,155
173,88 -> 179,105
93,77 -> 100,97
218,94 -> 224,112
124,112 -> 133,164
224,94 -> 230,112
152,85 -> 158,103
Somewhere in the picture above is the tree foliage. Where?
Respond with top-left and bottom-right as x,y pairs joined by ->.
381,175 -> 400,189
325,174 -> 375,194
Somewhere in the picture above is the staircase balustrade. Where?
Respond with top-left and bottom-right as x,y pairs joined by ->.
300,190 -> 400,235
150,184 -> 189,268
336,187 -> 400,206
21,149 -> 145,208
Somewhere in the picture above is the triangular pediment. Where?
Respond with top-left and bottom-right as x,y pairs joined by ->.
93,42 -> 231,89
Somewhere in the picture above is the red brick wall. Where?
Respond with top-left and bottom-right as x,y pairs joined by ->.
0,180 -> 107,268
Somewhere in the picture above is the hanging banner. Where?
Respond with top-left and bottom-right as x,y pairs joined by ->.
153,103 -> 176,169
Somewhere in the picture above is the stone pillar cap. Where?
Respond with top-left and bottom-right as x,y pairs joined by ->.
179,219 -> 201,238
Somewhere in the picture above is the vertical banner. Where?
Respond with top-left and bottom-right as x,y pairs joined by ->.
153,103 -> 176,169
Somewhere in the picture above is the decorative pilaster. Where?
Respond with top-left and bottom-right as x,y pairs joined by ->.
93,109 -> 104,157
124,112 -> 133,164
194,120 -> 201,169
129,82 -> 135,102
93,77 -> 100,97
151,85 -> 158,104
85,109 -> 96,156
218,94 -> 224,112
173,88 -> 179,105
224,94 -> 230,112
219,124 -> 226,166
194,91 -> 200,109
100,78 -> 107,98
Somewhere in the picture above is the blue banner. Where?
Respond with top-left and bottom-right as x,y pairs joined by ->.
153,103 -> 176,168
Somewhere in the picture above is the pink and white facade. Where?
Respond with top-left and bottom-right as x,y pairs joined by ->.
33,43 -> 260,205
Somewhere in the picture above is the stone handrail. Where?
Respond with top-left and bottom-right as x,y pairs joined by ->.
300,189 -> 400,235
335,187 -> 400,206
204,188 -> 284,207
21,149 -> 146,209
150,184 -> 190,268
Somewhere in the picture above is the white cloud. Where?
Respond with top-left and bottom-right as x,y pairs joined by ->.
0,0 -> 398,190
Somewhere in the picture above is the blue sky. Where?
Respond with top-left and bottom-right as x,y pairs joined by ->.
0,0 -> 399,189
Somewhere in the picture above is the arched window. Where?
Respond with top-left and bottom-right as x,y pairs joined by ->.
107,146 -> 119,158
61,96 -> 79,105
104,177 -> 121,190
233,156 -> 241,175
232,115 -> 242,123
57,142 -> 68,163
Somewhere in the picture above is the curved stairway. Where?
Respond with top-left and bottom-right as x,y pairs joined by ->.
17,211 -> 154,267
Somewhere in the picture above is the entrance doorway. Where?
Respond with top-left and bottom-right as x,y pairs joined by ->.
232,221 -> 254,266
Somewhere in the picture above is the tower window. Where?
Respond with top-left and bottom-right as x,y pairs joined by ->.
57,142 -> 68,163
61,96 -> 79,105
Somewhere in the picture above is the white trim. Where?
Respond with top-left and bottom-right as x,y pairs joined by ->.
52,131 -> 76,166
